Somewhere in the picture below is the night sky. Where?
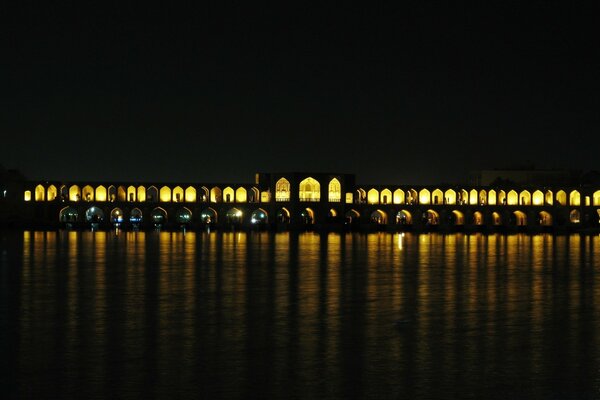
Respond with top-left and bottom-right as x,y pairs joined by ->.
3,2 -> 599,185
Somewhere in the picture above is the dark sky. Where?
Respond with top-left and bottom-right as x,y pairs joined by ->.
2,2 -> 599,185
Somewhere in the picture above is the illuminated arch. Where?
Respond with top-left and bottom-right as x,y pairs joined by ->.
108,185 -> 116,202
185,186 -> 196,202
594,190 -> 600,206
396,210 -> 412,225
419,189 -> 430,205
408,189 -> 418,204
201,207 -> 218,224
381,188 -> 392,205
432,189 -> 443,205
556,190 -> 567,206
251,208 -> 268,224
345,209 -> 360,223
110,208 -> 124,224
328,178 -> 341,202
96,185 -> 107,202
507,190 -> 518,205
85,206 -> 105,223
328,209 -> 337,218
147,186 -> 158,202
210,187 -> 222,203
570,209 -> 580,223
199,186 -> 209,202
299,177 -> 320,202
47,185 -> 57,201
479,190 -> 487,205
82,185 -> 94,201
236,187 -> 247,203
469,189 -> 478,205
356,188 -> 367,203
451,210 -> 465,225
393,189 -> 405,204
492,212 -> 502,225
444,189 -> 457,205
520,190 -> 531,205
424,209 -> 439,225
130,208 -> 143,224
345,192 -> 353,203
59,206 -> 78,222
532,190 -> 544,206
545,190 -> 553,205
137,186 -> 146,202
367,189 -> 379,204
250,187 -> 260,203
277,207 -> 291,223
473,211 -> 484,225
459,189 -> 468,205
175,207 -> 192,224
35,184 -> 45,201
569,190 -> 580,206
225,208 -> 243,224
151,207 -> 168,225
159,186 -> 172,202
513,210 -> 527,226
488,189 -> 497,205
275,178 -> 291,202
69,185 -> 81,202
117,186 -> 126,202
127,185 -> 136,202
498,190 -> 506,205
300,208 -> 315,224
170,186 -> 182,202
24,190 -> 32,201
539,211 -> 552,226
223,186 -> 235,203
370,209 -> 387,224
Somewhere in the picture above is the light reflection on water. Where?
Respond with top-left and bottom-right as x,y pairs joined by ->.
4,231 -> 600,399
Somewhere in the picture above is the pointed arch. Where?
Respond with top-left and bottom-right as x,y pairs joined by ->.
479,190 -> 487,205
432,189 -> 443,205
424,209 -> 439,225
519,190 -> 531,205
356,188 -> 367,203
236,187 -> 247,203
201,207 -> 218,223
82,185 -> 94,201
108,185 -> 117,202
367,188 -> 379,204
223,186 -> 235,203
137,186 -> 146,202
469,189 -> 478,205
345,209 -> 360,224
396,210 -> 412,225
199,186 -> 209,202
569,190 -> 581,206
175,207 -> 193,224
393,189 -> 405,204
488,189 -> 497,205
151,207 -> 168,225
408,189 -> 418,204
370,209 -> 387,224
556,190 -> 567,206
570,209 -> 580,223
35,184 -> 45,201
251,208 -> 268,224
250,187 -> 260,203
69,185 -> 81,202
532,190 -> 544,206
171,186 -> 183,202
419,188 -> 430,205
473,211 -> 484,225
545,190 -> 553,205
147,186 -> 158,202
185,186 -> 196,202
380,188 -> 392,204
513,210 -> 527,226
328,178 -> 341,202
160,186 -> 172,202
95,185 -> 107,202
498,190 -> 506,205
117,186 -> 126,202
539,211 -> 552,226
451,210 -> 464,225
594,190 -> 600,206
276,178 -> 291,202
277,207 -> 291,223
507,190 -> 518,205
300,208 -> 315,224
444,189 -> 457,205
210,187 -> 222,203
492,212 -> 502,225
299,177 -> 320,202
47,185 -> 57,201
127,185 -> 136,202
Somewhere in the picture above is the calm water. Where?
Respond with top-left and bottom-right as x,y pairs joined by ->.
2,230 -> 600,399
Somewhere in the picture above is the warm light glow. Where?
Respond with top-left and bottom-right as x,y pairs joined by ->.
397,210 -> 412,224
444,189 -> 456,205
539,211 -> 552,226
370,209 -> 387,224
117,186 -> 126,202
507,190 -> 518,205
419,189 -> 430,205
545,190 -> 553,205
261,191 -> 270,202
137,186 -> 146,202
393,189 -> 404,204
24,190 -> 32,201
275,178 -> 290,202
469,189 -> 477,205
82,185 -> 94,201
452,210 -> 464,225
223,187 -> 235,202
556,190 -> 566,206
160,186 -> 172,202
210,187 -> 221,203
569,190 -> 580,206
299,177 -> 321,202
47,185 -> 57,201
127,185 -> 136,202
532,190 -> 543,205
367,188 -> 379,204
492,211 -> 501,225
473,211 -> 483,225
96,185 -> 107,202
425,209 -> 439,224
513,210 -> 527,225
479,190 -> 487,205
520,190 -> 531,205
498,190 -> 506,205
69,185 -> 81,201
236,187 -> 247,203
432,189 -> 443,205
570,209 -> 580,223
594,191 -> 600,206
488,189 -> 497,205
35,184 -> 45,201
328,178 -> 341,203
250,187 -> 260,202
381,188 -> 392,204
185,186 -> 196,202
345,192 -> 353,204
173,186 -> 184,202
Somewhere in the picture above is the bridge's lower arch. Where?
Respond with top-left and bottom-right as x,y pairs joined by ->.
473,211 -> 484,225
110,208 -> 124,225
59,206 -> 78,222
251,208 -> 268,224
345,209 -> 360,224
86,206 -> 105,223
300,208 -> 314,224
176,207 -> 192,224
225,208 -> 243,224
513,210 -> 527,226
570,209 -> 580,223
151,207 -> 167,226
396,210 -> 412,225
450,210 -> 464,225
130,208 -> 143,224
328,208 -> 337,218
539,211 -> 553,226
277,208 -> 290,223
201,207 -> 217,224
424,209 -> 439,225
370,209 -> 387,224
492,212 -> 502,225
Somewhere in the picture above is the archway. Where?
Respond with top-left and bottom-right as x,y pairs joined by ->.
35,184 -> 45,201
345,209 -> 360,224
539,211 -> 552,226
85,206 -> 105,223
328,178 -> 341,202
225,208 -> 243,224
59,206 -> 78,222
201,208 -> 218,224
370,210 -> 387,224
110,208 -> 124,225
299,177 -> 320,202
151,207 -> 168,226
396,210 -> 412,225
277,208 -> 291,223
130,208 -> 143,225
276,178 -> 291,202
300,208 -> 315,224
473,211 -> 484,225
251,208 -> 268,224
570,209 -> 580,223
96,185 -> 107,202
175,207 -> 193,224
47,185 -> 58,201
367,188 -> 379,204
236,187 -> 247,203
424,209 -> 439,225
513,211 -> 527,226
492,212 -> 502,226
451,210 -> 464,225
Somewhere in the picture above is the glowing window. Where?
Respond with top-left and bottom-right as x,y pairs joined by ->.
545,191 -> 553,205
299,177 -> 320,202
479,190 -> 487,205
210,187 -> 222,203
82,185 -> 94,201
160,186 -> 172,202
185,186 -> 196,202
569,190 -> 580,206
432,189 -> 443,205
532,190 -> 543,206
520,190 -> 531,205
594,190 -> 600,206
223,187 -> 235,203
419,189 -> 430,205
137,186 -> 146,202
69,185 -> 81,202
393,189 -> 405,204
381,188 -> 392,204
556,191 -> 567,206
96,185 -> 107,202
488,190 -> 497,205
345,193 -> 353,204
444,189 -> 456,205
35,184 -> 45,201
507,190 -> 518,205
236,187 -> 247,203
24,190 -> 32,201
173,186 -> 184,202
469,189 -> 478,205
367,189 -> 379,204
328,178 -> 341,203
47,185 -> 57,201
276,178 -> 291,202
117,186 -> 126,202
127,186 -> 136,202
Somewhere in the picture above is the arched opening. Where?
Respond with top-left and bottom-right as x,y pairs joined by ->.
356,188 -> 367,203
370,209 -> 387,224
59,206 -> 78,222
570,209 -> 580,223
60,185 -> 68,201
539,211 -> 552,226
556,190 -> 567,206
451,210 -> 465,225
569,190 -> 581,206
277,208 -> 291,223
250,187 -> 260,203
24,190 -> 32,201
47,185 -> 58,201
520,190 -> 531,205
444,189 -> 456,205
147,186 -> 158,202
225,208 -> 243,224
419,189 -> 431,205
432,189 -> 443,205
251,208 -> 268,224
328,178 -> 341,202
201,208 -> 218,224
173,186 -> 184,203
130,208 -> 143,225
345,209 -> 360,224
507,190 -> 518,205
137,186 -> 146,202
199,187 -> 209,202
473,211 -> 484,225
108,185 -> 116,202
236,187 -> 247,203
175,207 -> 192,225
299,177 -> 320,202
127,186 -> 136,202
479,190 -> 487,205
160,186 -> 172,202
110,208 -> 124,225
185,186 -> 197,202
393,189 -> 405,204
223,187 -> 235,203
469,189 -> 478,205
408,189 -> 418,204
532,190 -> 544,206
492,212 -> 502,226
300,208 -> 315,224
459,189 -> 468,205
85,206 -> 105,223
210,187 -> 222,203
69,185 -> 81,202
328,209 -> 337,218
367,189 -> 379,204
545,190 -> 553,205
424,209 -> 439,225
513,211 -> 527,226
381,188 -> 392,205
82,185 -> 94,202
151,207 -> 168,226
96,185 -> 107,202
488,190 -> 497,205
35,184 -> 45,201
276,178 -> 291,202
396,210 -> 412,225
594,190 -> 600,206
117,186 -> 126,202
498,190 -> 506,205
